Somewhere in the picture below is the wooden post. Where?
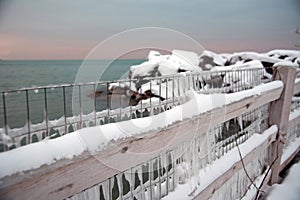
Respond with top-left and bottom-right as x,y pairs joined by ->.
269,66 -> 296,185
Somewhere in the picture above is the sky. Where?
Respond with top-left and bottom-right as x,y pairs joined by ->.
0,0 -> 299,60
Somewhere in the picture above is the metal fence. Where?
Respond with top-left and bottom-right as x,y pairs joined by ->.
0,68 -> 265,152
67,105 -> 269,200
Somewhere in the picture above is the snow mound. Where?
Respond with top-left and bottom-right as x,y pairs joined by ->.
129,49 -> 299,89
199,50 -> 227,69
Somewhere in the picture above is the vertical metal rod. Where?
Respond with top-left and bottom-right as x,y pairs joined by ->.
93,84 -> 97,126
25,90 -> 31,144
140,165 -> 145,200
188,74 -> 190,90
63,86 -> 67,134
165,152 -> 169,195
44,88 -> 49,137
2,92 -> 8,137
119,81 -> 122,121
166,78 -> 168,108
140,85 -> 143,118
130,168 -> 134,199
172,151 -> 175,191
159,78 -> 162,113
183,75 -> 186,93
129,80 -> 132,119
78,85 -> 82,129
235,71 -> 237,91
118,174 -> 124,200
172,78 -> 175,106
106,82 -> 110,123
192,75 -> 196,90
157,157 -> 161,198
242,70 -> 244,90
177,76 -> 180,97
196,75 -> 199,92
205,73 -> 208,93
150,80 -> 152,115
239,70 -> 241,91
149,159 -> 153,200
250,69 -> 252,88
108,177 -> 112,200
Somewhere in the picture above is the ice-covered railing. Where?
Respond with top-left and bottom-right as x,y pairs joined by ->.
67,105 -> 268,200
0,68 -> 265,152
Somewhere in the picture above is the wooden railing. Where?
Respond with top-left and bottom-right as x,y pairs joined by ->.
0,66 -> 299,200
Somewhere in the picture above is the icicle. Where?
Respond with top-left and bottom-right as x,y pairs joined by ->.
226,120 -> 230,130
160,152 -> 167,173
137,166 -> 143,187
85,185 -> 100,200
101,180 -> 109,200
132,112 -> 137,119
117,173 -> 123,198
36,131 -> 43,142
14,135 -> 26,147
238,115 -> 243,130
124,170 -> 132,190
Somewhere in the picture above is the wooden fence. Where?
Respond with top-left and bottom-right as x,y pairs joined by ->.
0,66 -> 299,200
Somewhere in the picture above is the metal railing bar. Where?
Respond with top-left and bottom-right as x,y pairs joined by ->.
63,86 -> 68,135
25,90 -> 31,144
44,88 -> 49,137
2,92 -> 8,137
93,84 -> 97,126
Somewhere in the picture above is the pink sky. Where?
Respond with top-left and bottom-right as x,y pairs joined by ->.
0,0 -> 299,60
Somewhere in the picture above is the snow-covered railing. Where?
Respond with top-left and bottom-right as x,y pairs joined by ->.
0,66 -> 299,200
66,105 -> 268,200
0,68 -> 265,152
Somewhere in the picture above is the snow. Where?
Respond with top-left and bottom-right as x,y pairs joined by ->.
130,49 -> 201,79
289,108 -> 300,121
0,133 -> 85,179
123,48 -> 298,101
0,82 -> 283,179
281,137 -> 300,165
229,51 -> 282,64
172,49 -> 200,66
200,50 -> 227,66
162,126 -> 278,200
273,61 -> 298,68
267,49 -> 300,59
211,60 -> 264,71
241,170 -> 269,200
266,161 -> 300,200
129,61 -> 159,79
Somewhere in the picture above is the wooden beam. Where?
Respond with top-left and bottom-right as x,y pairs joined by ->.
0,84 -> 283,200
193,128 -> 277,200
269,66 -> 297,185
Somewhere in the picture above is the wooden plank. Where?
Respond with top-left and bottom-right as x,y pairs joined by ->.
269,66 -> 297,184
293,78 -> 300,95
193,128 -> 277,200
0,84 -> 283,200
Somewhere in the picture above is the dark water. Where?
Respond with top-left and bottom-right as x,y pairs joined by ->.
0,59 -> 144,128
